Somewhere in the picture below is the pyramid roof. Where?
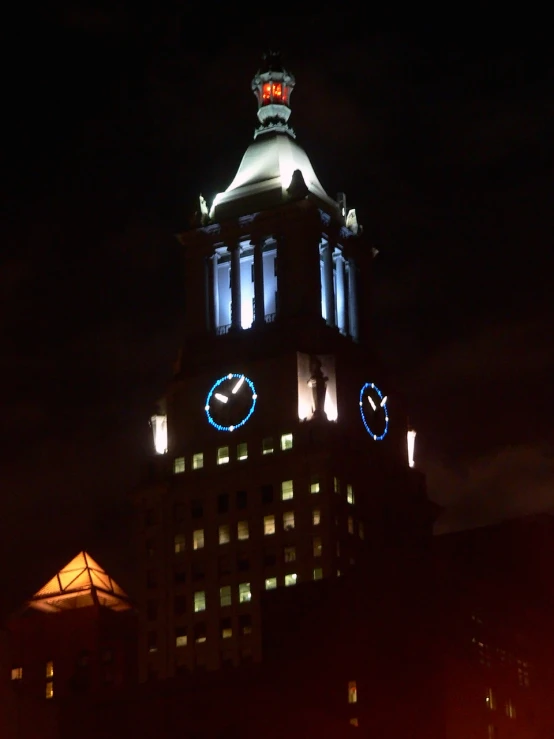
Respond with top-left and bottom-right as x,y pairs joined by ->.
29,551 -> 131,613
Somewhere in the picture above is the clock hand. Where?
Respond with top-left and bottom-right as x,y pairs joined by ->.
214,393 -> 228,403
380,395 -> 388,407
231,375 -> 245,394
367,396 -> 376,411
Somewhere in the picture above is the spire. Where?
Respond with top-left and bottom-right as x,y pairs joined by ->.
251,51 -> 296,139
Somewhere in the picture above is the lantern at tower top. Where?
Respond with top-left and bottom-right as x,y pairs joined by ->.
251,51 -> 296,138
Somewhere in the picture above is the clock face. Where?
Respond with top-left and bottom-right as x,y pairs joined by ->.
205,373 -> 257,432
359,382 -> 389,440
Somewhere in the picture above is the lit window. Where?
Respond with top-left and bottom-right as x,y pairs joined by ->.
284,546 -> 296,562
486,688 -> 496,710
310,477 -> 320,493
262,437 -> 274,454
173,457 -> 185,474
194,591 -> 206,612
192,453 -> 204,470
221,619 -> 233,639
283,511 -> 295,530
175,628 -> 187,648
239,614 -> 252,635
220,585 -> 232,607
517,660 -> 530,687
239,582 -> 251,603
281,479 -> 294,500
193,529 -> 205,549
313,567 -> 323,580
488,725 -> 498,739
11,667 -> 22,680
45,661 -> 54,678
284,573 -> 297,587
194,624 -> 207,643
264,515 -> 276,535
347,484 -> 354,504
237,442 -> 248,461
219,524 -> 230,545
280,433 -> 293,450
334,476 -> 339,493
313,537 -> 322,557
348,681 -> 357,703
217,446 -> 230,465
174,533 -> 186,554
237,521 -> 249,540
349,718 -> 359,727
312,509 -> 321,526
348,516 -> 354,534
45,681 -> 54,699
505,699 -> 516,719
359,521 -> 365,539
265,577 -> 277,590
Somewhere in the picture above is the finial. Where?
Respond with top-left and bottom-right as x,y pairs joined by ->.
251,52 -> 296,139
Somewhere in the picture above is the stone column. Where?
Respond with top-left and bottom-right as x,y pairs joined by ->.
253,239 -> 265,327
211,251 -> 219,331
230,243 -> 242,330
347,257 -> 359,341
204,256 -> 212,331
322,243 -> 335,327
335,252 -> 346,334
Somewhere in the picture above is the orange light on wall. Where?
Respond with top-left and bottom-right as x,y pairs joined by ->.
261,82 -> 288,104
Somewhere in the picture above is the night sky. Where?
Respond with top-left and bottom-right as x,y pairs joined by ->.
2,13 -> 553,615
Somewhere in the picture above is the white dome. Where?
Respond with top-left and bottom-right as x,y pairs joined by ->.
210,132 -> 338,221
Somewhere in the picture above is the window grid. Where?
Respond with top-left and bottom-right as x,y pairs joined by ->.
264,515 -> 276,535
237,521 -> 249,540
281,479 -> 294,500
280,433 -> 293,451
217,446 -> 230,465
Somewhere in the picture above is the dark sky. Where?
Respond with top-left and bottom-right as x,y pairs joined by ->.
2,12 -> 553,614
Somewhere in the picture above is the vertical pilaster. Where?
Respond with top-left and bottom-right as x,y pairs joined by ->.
230,243 -> 242,330
322,243 -> 335,327
348,257 -> 359,342
335,252 -> 347,334
204,256 -> 211,331
211,251 -> 219,331
253,239 -> 265,327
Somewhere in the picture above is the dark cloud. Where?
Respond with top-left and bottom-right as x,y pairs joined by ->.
432,443 -> 554,534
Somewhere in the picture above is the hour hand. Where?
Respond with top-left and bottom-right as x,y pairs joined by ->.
214,393 -> 228,403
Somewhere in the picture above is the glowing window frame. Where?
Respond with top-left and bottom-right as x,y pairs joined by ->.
205,373 -> 257,432
359,382 -> 389,441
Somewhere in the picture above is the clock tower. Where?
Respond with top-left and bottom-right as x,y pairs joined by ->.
136,53 -> 434,681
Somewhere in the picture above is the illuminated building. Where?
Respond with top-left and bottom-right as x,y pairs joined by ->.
133,51 -> 433,682
7,552 -> 136,708
6,52 -> 554,739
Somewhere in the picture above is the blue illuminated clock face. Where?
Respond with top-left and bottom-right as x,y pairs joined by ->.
359,382 -> 389,440
205,373 -> 257,432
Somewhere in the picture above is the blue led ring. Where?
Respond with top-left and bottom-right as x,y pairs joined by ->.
359,382 -> 389,440
205,373 -> 257,432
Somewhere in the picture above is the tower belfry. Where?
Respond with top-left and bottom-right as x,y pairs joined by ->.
182,53 -> 370,354
135,54 -> 431,682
